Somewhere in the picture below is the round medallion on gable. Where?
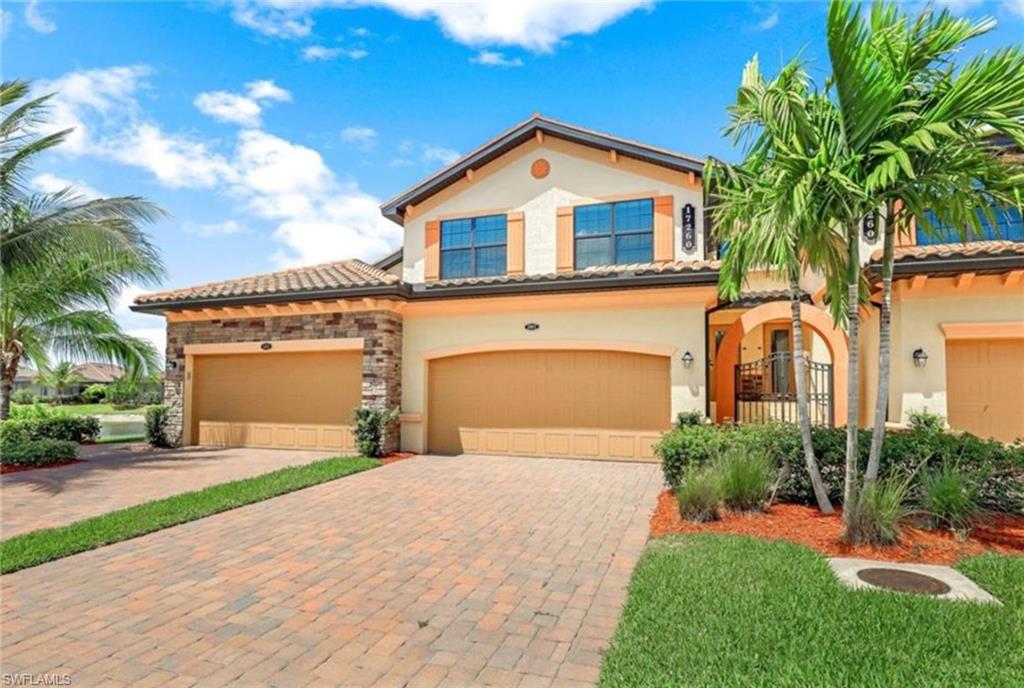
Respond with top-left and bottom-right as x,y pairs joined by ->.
530,158 -> 550,179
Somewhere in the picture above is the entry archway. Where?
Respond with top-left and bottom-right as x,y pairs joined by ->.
714,301 -> 849,425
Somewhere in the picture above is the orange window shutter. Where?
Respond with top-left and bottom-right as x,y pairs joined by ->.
556,206 -> 574,272
425,220 -> 441,281
507,212 -> 525,275
653,195 -> 675,263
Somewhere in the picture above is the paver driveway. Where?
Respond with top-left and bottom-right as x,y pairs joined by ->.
1,455 -> 661,687
0,444 -> 334,537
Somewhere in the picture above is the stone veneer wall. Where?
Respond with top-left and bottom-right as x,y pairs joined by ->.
164,310 -> 402,452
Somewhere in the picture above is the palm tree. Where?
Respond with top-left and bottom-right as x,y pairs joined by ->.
705,56 -> 846,514
0,80 -> 166,419
825,0 -> 1024,521
40,361 -> 83,404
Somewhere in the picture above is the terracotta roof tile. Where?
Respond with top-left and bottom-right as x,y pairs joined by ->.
871,240 -> 1024,263
425,259 -> 720,289
135,259 -> 399,307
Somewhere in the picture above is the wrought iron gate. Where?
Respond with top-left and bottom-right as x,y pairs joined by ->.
734,352 -> 834,426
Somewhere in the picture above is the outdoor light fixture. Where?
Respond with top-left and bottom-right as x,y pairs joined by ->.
166,359 -> 178,372
681,351 -> 694,368
913,348 -> 928,368
524,322 -> 540,331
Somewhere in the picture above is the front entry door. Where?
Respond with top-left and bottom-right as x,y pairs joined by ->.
769,328 -> 792,396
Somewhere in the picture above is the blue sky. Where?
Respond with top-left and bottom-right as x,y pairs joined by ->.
4,0 -> 1023,355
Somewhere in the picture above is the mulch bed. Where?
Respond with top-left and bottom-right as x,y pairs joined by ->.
651,489 -> 1024,565
1,459 -> 84,475
380,452 -> 417,465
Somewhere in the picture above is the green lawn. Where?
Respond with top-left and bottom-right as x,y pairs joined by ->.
32,402 -> 151,416
599,535 -> 1023,687
1,455 -> 378,574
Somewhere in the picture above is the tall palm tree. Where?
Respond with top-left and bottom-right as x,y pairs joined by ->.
706,56 -> 846,514
825,0 -> 1024,519
0,79 -> 166,419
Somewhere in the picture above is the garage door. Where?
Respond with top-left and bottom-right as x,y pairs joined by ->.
428,350 -> 671,460
192,350 -> 362,451
946,338 -> 1024,443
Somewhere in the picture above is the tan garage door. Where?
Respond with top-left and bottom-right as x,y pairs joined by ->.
946,338 -> 1024,443
428,350 -> 671,460
192,350 -> 362,451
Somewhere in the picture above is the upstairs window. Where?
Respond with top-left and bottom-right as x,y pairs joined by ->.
918,207 -> 1024,246
574,198 -> 653,269
440,214 -> 507,279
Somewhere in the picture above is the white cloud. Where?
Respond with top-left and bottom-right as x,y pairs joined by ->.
422,145 -> 460,166
25,0 -> 56,34
186,219 -> 246,236
341,125 -> 378,150
227,1 -> 650,53
470,50 -> 524,67
934,0 -> 984,12
32,173 -> 101,199
116,123 -> 234,188
755,12 -> 779,31
302,44 -> 368,61
245,79 -> 292,102
1004,1 -> 1024,17
1,10 -> 13,38
194,91 -> 263,127
350,26 -> 371,36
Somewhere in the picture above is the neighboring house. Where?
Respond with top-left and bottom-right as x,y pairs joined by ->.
132,115 -> 1024,457
13,363 -> 125,399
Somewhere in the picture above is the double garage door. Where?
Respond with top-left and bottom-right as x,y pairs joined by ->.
192,350 -> 361,451
428,350 -> 671,461
946,338 -> 1024,443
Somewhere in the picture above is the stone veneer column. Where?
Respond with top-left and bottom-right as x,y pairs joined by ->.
163,309 -> 403,451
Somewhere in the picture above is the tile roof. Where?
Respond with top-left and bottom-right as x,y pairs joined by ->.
72,363 -> 123,383
870,240 -> 1024,263
134,259 -> 399,307
423,259 -> 721,289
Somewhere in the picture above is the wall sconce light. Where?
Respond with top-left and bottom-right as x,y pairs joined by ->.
913,348 -> 928,368
681,351 -> 694,368
524,323 -> 540,331
166,359 -> 178,372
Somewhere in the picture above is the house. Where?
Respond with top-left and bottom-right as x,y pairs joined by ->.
13,363 -> 125,399
132,115 -> 1024,457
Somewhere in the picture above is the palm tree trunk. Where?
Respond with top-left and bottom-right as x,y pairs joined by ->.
0,358 -> 15,420
843,221 -> 861,523
866,202 -> 896,486
789,275 -> 834,514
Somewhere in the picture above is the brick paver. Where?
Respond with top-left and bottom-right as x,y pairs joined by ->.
1,455 -> 660,687
0,444 -> 335,537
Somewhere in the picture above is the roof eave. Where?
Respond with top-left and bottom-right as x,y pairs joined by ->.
130,283 -> 410,315
867,253 -> 1024,280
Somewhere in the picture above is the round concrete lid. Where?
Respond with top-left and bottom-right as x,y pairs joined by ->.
856,567 -> 952,595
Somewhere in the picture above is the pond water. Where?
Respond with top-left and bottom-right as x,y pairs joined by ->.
98,415 -> 146,439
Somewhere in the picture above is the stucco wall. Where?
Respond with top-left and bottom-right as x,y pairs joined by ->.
889,293 -> 1024,423
402,141 -> 704,283
399,303 -> 706,453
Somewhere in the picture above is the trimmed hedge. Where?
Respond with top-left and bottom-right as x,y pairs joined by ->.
656,423 -> 1024,514
145,404 -> 171,448
1,439 -> 79,467
0,415 -> 101,446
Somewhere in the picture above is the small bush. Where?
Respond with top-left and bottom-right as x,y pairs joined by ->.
0,414 -> 100,446
1,439 -> 79,467
919,461 -> 981,536
81,384 -> 107,404
844,473 -> 915,545
8,403 -> 64,421
352,406 -> 399,458
656,424 -> 728,488
11,389 -> 37,405
908,409 -> 945,433
717,447 -> 776,512
676,411 -> 705,427
145,404 -> 172,448
676,467 -> 721,522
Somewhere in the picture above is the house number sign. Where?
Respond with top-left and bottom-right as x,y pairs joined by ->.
862,212 -> 879,242
682,204 -> 697,252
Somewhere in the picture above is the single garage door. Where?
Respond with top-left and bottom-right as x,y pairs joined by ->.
946,338 -> 1024,443
428,349 -> 671,460
192,350 -> 362,451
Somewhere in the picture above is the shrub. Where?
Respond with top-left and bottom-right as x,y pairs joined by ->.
145,404 -> 172,448
843,473 -> 916,545
675,467 -> 721,522
81,384 -> 107,403
676,411 -> 705,427
352,406 -> 399,458
8,402 -> 64,421
105,375 -> 140,406
0,414 -> 100,446
716,447 -> 776,512
0,439 -> 79,467
11,389 -> 37,405
908,409 -> 945,433
656,424 -> 728,488
919,461 -> 981,536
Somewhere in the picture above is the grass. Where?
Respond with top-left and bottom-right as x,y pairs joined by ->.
599,535 -> 1023,687
93,434 -> 146,444
13,402 -> 150,416
0,456 -> 378,574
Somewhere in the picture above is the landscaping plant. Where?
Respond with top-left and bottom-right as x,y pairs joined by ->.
842,472 -> 916,545
919,460 -> 981,537
144,404 -> 171,448
716,447 -> 776,512
1,413 -> 100,445
352,406 -> 399,458
675,467 -> 721,523
81,384 -> 107,404
0,438 -> 79,467
656,422 -> 728,488
10,389 -> 36,405
675,411 -> 704,427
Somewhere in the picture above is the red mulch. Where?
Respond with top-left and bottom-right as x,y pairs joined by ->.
1,459 -> 84,475
651,489 -> 1024,565
380,452 -> 417,465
